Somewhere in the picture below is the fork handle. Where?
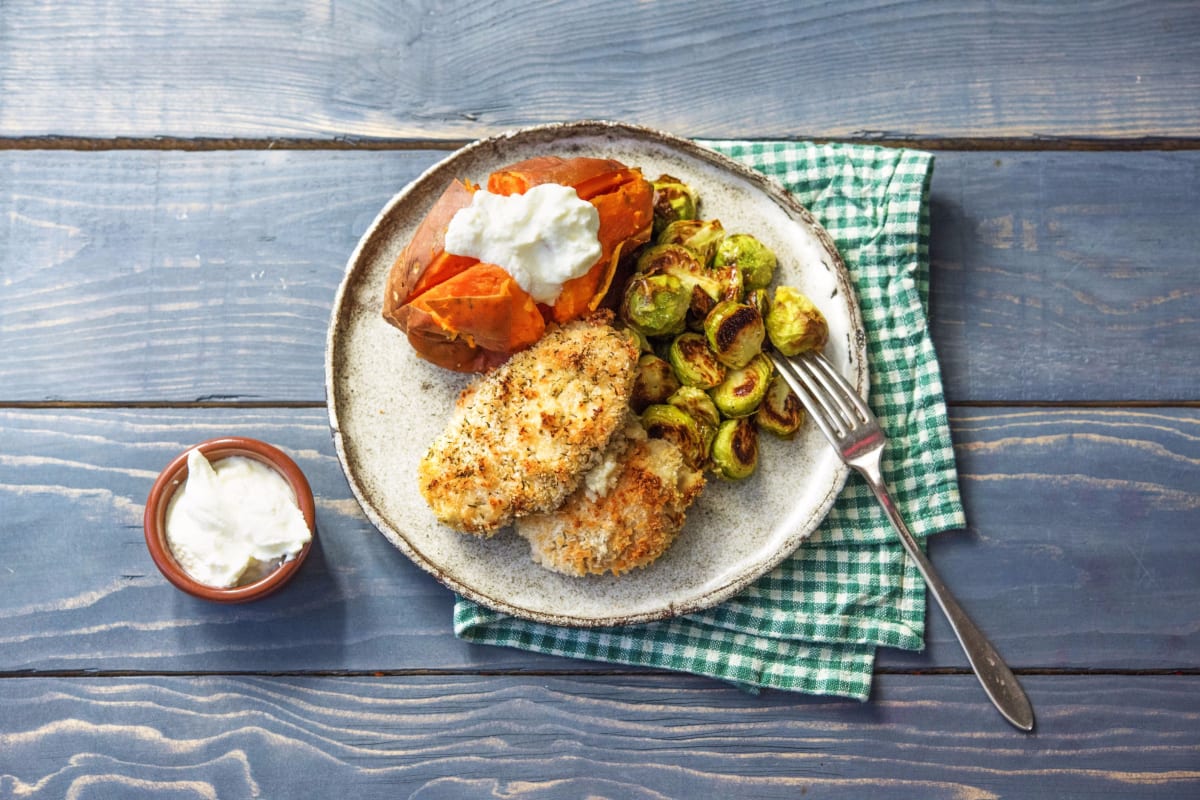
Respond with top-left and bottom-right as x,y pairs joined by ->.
857,468 -> 1036,732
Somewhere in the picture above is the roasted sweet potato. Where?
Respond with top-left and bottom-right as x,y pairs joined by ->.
382,156 -> 653,372
383,179 -> 478,322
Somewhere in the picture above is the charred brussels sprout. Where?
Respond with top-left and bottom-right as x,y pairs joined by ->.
620,323 -> 653,354
641,403 -> 707,470
715,233 -> 777,290
686,286 -> 718,331
638,244 -> 741,330
621,273 -> 688,337
745,287 -> 768,317
636,242 -> 702,276
667,332 -> 726,389
631,353 -> 681,413
755,374 -> 805,438
651,174 -> 699,235
711,417 -> 759,480
657,219 -> 726,266
765,286 -> 829,355
709,352 -> 773,418
667,386 -> 720,460
704,300 -> 765,368
667,386 -> 721,432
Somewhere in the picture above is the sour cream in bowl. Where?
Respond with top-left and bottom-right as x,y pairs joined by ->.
144,437 -> 316,603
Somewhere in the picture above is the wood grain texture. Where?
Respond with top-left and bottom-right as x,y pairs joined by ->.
1,406 -> 1196,673
1,1 -> 1198,141
2,149 -> 1198,403
1,674 -> 1198,799
929,151 -> 1200,402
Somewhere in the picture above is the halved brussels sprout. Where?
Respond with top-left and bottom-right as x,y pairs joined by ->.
711,417 -> 759,480
641,403 -> 707,470
667,385 -> 720,461
636,242 -> 702,276
621,273 -> 688,337
620,324 -> 653,353
657,219 -> 725,266
755,374 -> 805,438
765,285 -> 828,356
638,244 -> 741,321
715,233 -> 777,290
745,287 -> 768,317
651,174 -> 699,235
667,332 -> 726,389
709,352 -> 773,418
667,386 -> 721,432
631,353 -> 682,412
704,300 -> 765,368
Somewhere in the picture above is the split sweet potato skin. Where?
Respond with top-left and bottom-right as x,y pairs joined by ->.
382,156 -> 654,372
382,179 -> 477,323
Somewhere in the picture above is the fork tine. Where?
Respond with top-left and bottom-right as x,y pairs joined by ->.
805,352 -> 872,425
770,353 -> 846,441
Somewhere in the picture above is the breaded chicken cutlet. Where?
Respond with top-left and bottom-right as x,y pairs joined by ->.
418,312 -> 639,535
517,423 -> 706,576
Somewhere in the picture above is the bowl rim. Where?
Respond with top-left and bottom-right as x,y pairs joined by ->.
143,436 -> 316,603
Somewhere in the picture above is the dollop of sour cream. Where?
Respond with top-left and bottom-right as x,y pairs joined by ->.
443,183 -> 602,304
165,449 -> 311,588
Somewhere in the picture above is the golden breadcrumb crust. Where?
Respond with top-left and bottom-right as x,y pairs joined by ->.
517,435 -> 706,576
418,313 -> 639,535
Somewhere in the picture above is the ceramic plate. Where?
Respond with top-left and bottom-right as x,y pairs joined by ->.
326,121 -> 866,627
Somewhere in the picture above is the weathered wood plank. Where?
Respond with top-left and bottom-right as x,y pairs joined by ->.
1,674 -> 1197,799
895,406 -> 1200,669
2,149 -> 1198,403
0,149 -> 433,403
0,407 -> 1196,673
929,151 -> 1200,402
2,1 -> 1198,141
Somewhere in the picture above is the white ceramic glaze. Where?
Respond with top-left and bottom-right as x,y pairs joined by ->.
326,121 -> 866,627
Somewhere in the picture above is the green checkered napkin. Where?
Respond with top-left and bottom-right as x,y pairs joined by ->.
454,141 -> 966,699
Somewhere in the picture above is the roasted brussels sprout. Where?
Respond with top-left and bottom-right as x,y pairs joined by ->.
765,286 -> 829,356
667,332 -> 726,389
642,243 -> 741,301
631,353 -> 681,412
636,242 -> 702,276
755,374 -> 805,438
641,403 -> 707,470
709,352 -> 773,418
667,386 -> 720,460
621,273 -> 688,337
620,323 -> 653,353
638,243 -> 741,326
715,233 -> 777,290
711,417 -> 759,480
667,386 -> 721,432
745,287 -> 768,317
704,300 -> 765,368
651,174 -> 699,235
657,219 -> 725,266
686,286 -> 718,331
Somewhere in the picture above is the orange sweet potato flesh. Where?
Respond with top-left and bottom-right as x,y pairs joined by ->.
488,157 -> 632,200
383,156 -> 652,371
491,156 -> 654,324
383,180 -> 478,320
551,176 -> 653,323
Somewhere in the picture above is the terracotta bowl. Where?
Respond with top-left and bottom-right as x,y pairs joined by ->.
144,436 -> 316,603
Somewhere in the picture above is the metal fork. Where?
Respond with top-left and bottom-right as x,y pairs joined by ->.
771,350 -> 1035,732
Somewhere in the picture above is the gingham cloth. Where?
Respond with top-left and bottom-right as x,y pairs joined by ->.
454,141 -> 966,699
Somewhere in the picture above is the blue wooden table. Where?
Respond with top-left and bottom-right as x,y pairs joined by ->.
2,2 -> 1198,797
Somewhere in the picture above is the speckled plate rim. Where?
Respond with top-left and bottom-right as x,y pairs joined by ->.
325,120 -> 867,627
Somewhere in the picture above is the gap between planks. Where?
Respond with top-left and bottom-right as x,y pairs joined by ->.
2,667 -> 1198,680
3,136 -> 1200,153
